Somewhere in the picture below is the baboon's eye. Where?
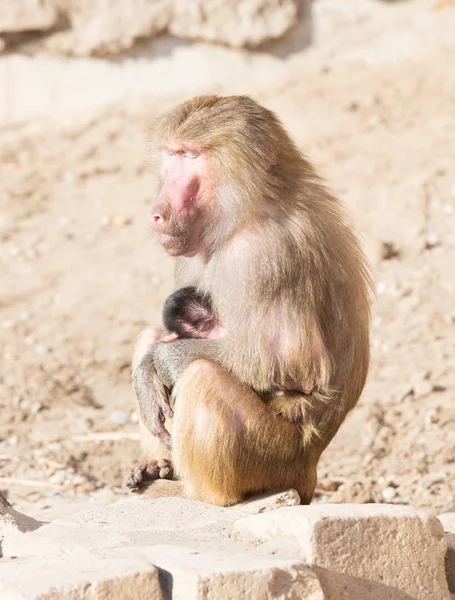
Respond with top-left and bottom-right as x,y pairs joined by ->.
183,150 -> 200,159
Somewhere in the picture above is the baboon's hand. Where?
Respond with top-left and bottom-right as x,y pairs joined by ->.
133,340 -> 174,452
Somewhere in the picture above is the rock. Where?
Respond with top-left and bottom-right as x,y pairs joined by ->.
109,215 -> 133,228
0,491 -> 41,550
235,504 -> 451,600
236,488 -> 301,513
379,240 -> 400,260
110,409 -> 131,424
170,0 -> 299,49
47,0 -> 172,56
381,486 -> 397,501
411,373 -> 434,398
0,0 -> 58,33
47,0 -> 299,56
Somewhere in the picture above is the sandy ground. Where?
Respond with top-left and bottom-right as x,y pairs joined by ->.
0,0 -> 454,518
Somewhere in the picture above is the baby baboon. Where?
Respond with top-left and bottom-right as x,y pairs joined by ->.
160,287 -> 222,342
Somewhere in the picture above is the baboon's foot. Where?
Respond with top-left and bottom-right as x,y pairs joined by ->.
126,458 -> 174,491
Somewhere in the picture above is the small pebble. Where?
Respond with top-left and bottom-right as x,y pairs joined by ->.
412,379 -> 433,397
382,486 -> 397,501
379,241 -> 400,260
110,411 -> 130,425
63,171 -> 75,184
424,408 -> 440,426
376,281 -> 387,295
110,215 -> 132,228
424,233 -> 440,250
18,151 -> 30,164
35,343 -> 49,356
31,402 -> 43,415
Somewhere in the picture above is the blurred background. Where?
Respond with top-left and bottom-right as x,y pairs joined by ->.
0,0 -> 454,519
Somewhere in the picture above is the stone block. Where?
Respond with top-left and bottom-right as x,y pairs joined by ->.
235,503 -> 450,600
142,545 -> 324,600
53,495 -> 249,531
0,550 -> 163,599
2,496 -> 248,559
1,491 -> 164,598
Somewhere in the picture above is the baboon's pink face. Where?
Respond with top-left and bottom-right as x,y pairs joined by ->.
150,147 -> 215,257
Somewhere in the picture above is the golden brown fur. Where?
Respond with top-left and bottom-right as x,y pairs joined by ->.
129,95 -> 371,506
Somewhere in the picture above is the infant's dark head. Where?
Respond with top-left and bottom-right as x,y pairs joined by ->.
163,287 -> 217,339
